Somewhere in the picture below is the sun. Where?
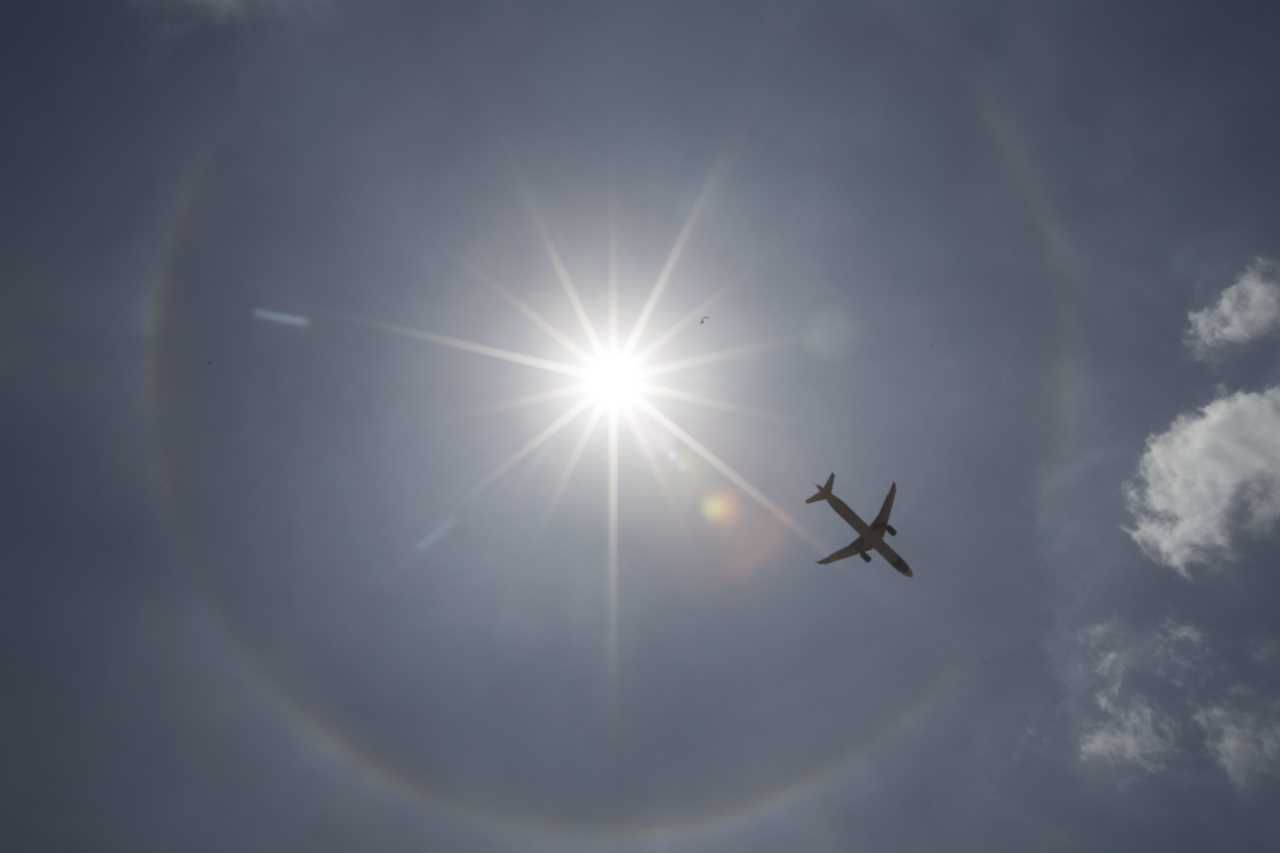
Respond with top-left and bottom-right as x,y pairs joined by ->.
580,349 -> 646,411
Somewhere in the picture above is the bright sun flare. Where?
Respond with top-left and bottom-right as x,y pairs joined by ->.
279,169 -> 825,684
580,350 -> 646,411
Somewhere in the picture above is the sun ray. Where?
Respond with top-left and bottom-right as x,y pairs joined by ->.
638,399 -> 821,550
606,408 -> 621,698
540,406 -> 604,530
521,190 -> 605,353
414,400 -> 586,555
623,159 -> 725,356
644,384 -> 787,424
348,316 -> 585,378
624,407 -> 680,518
464,398 -> 593,503
633,285 -> 729,364
459,260 -> 593,363
643,337 -> 791,379
455,386 -> 583,421
415,515 -> 459,553
608,184 -> 619,351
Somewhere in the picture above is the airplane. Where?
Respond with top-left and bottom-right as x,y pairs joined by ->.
805,474 -> 913,577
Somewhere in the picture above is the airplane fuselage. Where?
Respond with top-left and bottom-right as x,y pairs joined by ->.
824,494 -> 879,542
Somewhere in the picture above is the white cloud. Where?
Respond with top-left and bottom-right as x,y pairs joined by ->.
1186,260 -> 1280,356
1195,697 -> 1280,788
1124,387 -> 1280,576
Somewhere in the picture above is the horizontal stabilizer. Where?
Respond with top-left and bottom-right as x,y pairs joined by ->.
805,472 -> 835,504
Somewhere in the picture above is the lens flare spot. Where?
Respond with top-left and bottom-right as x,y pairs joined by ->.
699,488 -> 740,525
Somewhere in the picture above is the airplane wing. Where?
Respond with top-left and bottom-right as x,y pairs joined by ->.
817,536 -> 866,565
872,482 -> 896,528
873,539 -> 912,577
830,500 -> 868,532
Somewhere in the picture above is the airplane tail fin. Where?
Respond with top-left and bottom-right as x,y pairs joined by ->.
805,473 -> 835,504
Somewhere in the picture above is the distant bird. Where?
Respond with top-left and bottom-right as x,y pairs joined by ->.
699,315 -> 710,324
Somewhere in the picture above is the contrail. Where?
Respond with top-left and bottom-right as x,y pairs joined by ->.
253,308 -> 311,328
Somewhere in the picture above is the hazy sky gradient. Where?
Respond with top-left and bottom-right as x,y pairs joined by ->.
8,2 -> 1280,851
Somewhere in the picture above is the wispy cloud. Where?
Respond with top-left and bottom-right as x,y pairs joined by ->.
1186,260 -> 1280,358
1124,387 -> 1280,576
1077,620 -> 1280,789
1195,697 -> 1280,788
1078,622 -> 1180,771
1081,696 -> 1178,771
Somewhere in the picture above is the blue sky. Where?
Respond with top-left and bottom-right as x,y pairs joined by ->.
7,2 -> 1280,851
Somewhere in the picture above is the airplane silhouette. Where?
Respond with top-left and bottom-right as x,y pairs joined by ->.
805,474 -> 912,577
